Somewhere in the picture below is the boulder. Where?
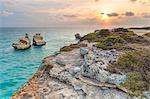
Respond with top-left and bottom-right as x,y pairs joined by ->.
73,67 -> 81,73
143,91 -> 150,99
80,48 -> 89,56
33,33 -> 46,46
75,33 -> 81,40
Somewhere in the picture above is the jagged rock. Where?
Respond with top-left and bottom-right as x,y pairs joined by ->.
12,42 -> 142,99
108,74 -> 127,85
12,33 -> 31,50
80,47 -> 89,56
73,67 -> 81,74
81,48 -> 126,84
143,91 -> 150,99
75,33 -> 81,40
33,33 -> 46,46
53,51 -> 61,56
55,59 -> 66,66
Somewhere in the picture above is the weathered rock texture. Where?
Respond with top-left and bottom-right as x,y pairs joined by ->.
12,42 -> 147,99
33,33 -> 46,46
12,33 -> 31,50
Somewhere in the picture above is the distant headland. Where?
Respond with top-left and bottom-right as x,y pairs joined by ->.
129,27 -> 150,30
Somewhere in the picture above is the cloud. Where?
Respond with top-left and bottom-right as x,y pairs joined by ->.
130,0 -> 150,5
107,13 -> 119,17
125,12 -> 134,16
95,0 -> 99,2
100,13 -> 104,15
64,14 -> 78,18
130,0 -> 137,2
0,10 -> 13,16
1,0 -> 18,6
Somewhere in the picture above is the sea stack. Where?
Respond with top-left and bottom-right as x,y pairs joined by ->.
12,33 -> 31,50
33,33 -> 46,46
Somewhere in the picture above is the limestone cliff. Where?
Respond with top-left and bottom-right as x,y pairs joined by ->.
12,28 -> 150,99
12,41 -> 146,99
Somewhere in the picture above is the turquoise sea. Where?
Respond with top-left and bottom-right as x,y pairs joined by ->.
0,27 -> 95,98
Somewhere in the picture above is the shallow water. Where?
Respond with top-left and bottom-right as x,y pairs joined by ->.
0,27 -> 95,98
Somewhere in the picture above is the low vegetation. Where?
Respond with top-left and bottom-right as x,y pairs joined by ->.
80,32 -> 100,42
97,29 -> 112,37
60,43 -> 87,52
96,36 -> 125,50
113,50 -> 150,96
80,28 -> 150,97
80,28 -> 149,50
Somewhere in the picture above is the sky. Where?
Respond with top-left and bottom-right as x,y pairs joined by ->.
0,0 -> 150,28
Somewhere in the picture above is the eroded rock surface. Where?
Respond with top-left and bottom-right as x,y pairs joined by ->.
12,33 -> 31,50
12,42 -> 145,99
33,33 -> 46,46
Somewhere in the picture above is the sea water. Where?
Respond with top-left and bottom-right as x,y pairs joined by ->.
0,27 -> 95,98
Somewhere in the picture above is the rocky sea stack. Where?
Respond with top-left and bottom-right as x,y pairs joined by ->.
12,33 -> 31,50
33,33 -> 46,46
12,28 -> 150,99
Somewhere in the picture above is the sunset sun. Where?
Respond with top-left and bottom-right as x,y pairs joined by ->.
101,14 -> 109,20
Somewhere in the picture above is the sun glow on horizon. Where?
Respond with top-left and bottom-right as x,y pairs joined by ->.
101,14 -> 109,21
97,13 -> 112,28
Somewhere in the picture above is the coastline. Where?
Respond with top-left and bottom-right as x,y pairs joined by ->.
11,29 -> 150,99
12,41 -> 131,99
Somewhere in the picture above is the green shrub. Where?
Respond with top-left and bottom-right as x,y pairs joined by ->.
60,44 -> 80,52
81,32 -> 100,42
114,51 -> 138,71
98,29 -> 111,37
114,50 -> 150,93
123,72 -> 147,91
118,32 -> 149,44
96,36 -> 125,50
80,29 -> 112,42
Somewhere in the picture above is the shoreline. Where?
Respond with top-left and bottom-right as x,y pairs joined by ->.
11,28 -> 150,99
12,41 -> 131,99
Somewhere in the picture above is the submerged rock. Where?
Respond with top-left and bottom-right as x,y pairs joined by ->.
33,33 -> 46,46
12,33 -> 31,50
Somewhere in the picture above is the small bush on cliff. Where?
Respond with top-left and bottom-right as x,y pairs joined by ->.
80,32 -> 100,42
60,44 -> 87,52
80,29 -> 111,42
114,50 -> 150,94
96,36 -> 125,50
98,29 -> 111,37
123,72 -> 147,91
118,32 -> 149,44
